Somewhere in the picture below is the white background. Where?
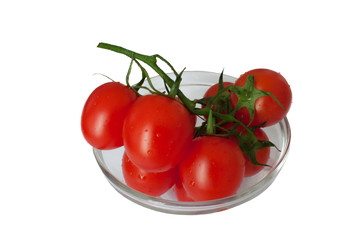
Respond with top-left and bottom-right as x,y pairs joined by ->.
1,0 -> 359,239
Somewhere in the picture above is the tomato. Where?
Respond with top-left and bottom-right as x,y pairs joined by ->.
179,136 -> 246,201
243,128 -> 270,177
234,69 -> 292,127
173,181 -> 194,202
122,153 -> 178,197
81,82 -> 137,150
203,82 -> 236,101
202,82 -> 237,115
123,94 -> 194,172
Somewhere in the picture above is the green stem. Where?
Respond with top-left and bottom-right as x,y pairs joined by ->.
97,43 -> 195,111
206,109 -> 215,134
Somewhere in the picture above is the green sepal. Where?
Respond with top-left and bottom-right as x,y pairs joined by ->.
199,71 -> 233,115
235,130 -> 275,167
228,75 -> 285,125
218,69 -> 224,90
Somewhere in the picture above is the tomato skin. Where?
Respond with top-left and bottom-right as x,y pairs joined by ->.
81,82 -> 137,150
234,69 -> 292,127
179,136 -> 246,201
122,153 -> 178,197
173,181 -> 194,202
123,94 -> 194,172
243,128 -> 270,177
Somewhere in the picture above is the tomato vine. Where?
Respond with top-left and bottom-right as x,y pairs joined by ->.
97,42 -> 283,167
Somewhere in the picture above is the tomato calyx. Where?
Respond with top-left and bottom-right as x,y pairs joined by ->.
196,71 -> 234,116
234,128 -> 274,167
97,42 -> 283,167
228,75 -> 285,124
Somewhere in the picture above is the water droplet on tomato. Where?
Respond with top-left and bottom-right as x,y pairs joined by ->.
144,129 -> 148,132
138,175 -> 146,181
190,181 -> 195,187
147,150 -> 152,156
156,133 -> 160,138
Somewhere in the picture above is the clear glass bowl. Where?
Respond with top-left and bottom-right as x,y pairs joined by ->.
93,71 -> 291,215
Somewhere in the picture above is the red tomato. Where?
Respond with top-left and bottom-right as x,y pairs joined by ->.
179,136 -> 246,201
202,82 -> 237,115
173,181 -> 194,202
81,82 -> 137,150
123,94 -> 194,172
203,82 -> 236,101
243,128 -> 270,177
234,69 -> 292,127
122,153 -> 178,197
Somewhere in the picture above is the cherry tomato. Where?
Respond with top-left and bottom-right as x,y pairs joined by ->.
179,136 -> 246,201
123,94 -> 194,172
243,128 -> 270,177
234,69 -> 292,127
203,82 -> 237,102
122,153 -> 178,197
202,82 -> 237,115
173,181 -> 194,202
81,82 -> 137,150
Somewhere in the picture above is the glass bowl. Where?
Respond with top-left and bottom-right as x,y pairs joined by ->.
93,71 -> 291,215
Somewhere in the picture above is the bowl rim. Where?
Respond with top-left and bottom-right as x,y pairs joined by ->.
92,71 -> 291,213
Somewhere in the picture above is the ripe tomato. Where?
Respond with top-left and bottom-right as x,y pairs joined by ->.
203,82 -> 236,101
123,94 -> 194,172
234,69 -> 292,127
243,128 -> 270,177
122,153 -> 178,197
202,82 -> 237,115
81,82 -> 137,150
173,181 -> 194,202
179,136 -> 246,201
